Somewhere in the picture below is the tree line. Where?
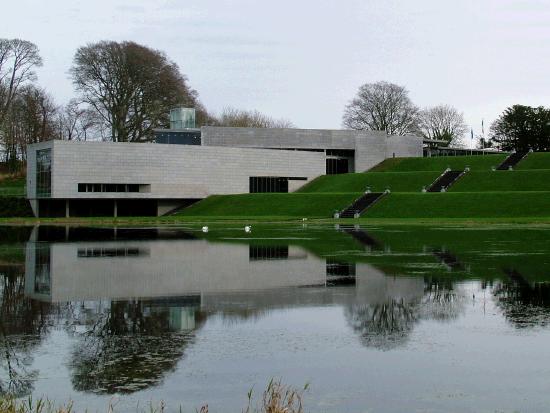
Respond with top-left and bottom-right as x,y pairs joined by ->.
344,80 -> 550,152
0,38 -> 293,171
1,37 -> 546,172
342,81 -> 468,147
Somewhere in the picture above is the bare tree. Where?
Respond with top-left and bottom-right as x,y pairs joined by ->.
418,105 -> 468,147
1,85 -> 57,167
0,39 -> 43,125
342,81 -> 419,135
216,107 -> 294,128
56,99 -> 101,141
70,40 -> 208,142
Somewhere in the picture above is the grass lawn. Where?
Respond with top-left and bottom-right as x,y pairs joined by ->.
176,193 -> 361,218
364,191 -> 550,218
370,154 -> 507,172
450,170 -> 550,192
299,171 -> 440,193
516,152 -> 550,170
0,176 -> 25,197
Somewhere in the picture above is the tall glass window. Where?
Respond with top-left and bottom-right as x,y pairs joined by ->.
36,149 -> 52,198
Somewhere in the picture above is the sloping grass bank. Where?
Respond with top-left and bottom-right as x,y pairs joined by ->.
299,171 -> 439,193
516,152 -> 550,170
177,193 -> 361,218
0,197 -> 33,218
450,170 -> 550,192
371,154 -> 506,172
365,192 -> 550,218
0,176 -> 25,198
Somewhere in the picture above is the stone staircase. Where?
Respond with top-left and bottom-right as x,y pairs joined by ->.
496,151 -> 529,170
426,170 -> 465,192
339,192 -> 386,218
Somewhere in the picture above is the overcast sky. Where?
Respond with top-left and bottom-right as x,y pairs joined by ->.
4,0 -> 550,143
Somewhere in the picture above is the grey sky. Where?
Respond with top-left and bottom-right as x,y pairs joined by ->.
4,0 -> 550,142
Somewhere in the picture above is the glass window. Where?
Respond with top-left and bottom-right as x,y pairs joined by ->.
36,149 -> 52,198
76,183 -> 148,193
249,177 -> 291,193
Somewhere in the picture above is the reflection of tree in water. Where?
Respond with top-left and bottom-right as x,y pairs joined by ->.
493,275 -> 550,328
420,279 -> 465,322
345,299 -> 418,350
345,278 -> 465,350
70,301 -> 205,394
0,266 -> 51,397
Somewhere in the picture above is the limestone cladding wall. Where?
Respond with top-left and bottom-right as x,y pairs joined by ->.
28,140 -> 325,200
386,134 -> 424,159
201,127 -> 423,172
201,126 -> 384,150
353,134 -> 389,172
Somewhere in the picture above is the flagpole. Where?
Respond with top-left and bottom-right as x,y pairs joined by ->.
482,119 -> 485,155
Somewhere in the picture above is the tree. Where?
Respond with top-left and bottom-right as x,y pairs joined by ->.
215,107 -> 294,128
70,41 -> 208,142
0,39 -> 43,125
1,85 -> 57,168
342,81 -> 419,135
490,105 -> 550,151
56,99 -> 100,141
418,105 -> 468,147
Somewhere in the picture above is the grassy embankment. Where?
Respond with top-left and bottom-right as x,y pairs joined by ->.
3,153 -> 550,223
178,153 -> 550,221
0,174 -> 33,218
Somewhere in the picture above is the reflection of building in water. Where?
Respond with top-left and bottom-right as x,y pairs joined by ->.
68,297 -> 205,394
26,227 -> 471,350
0,262 -> 53,397
20,225 -> 472,393
24,226 -> 431,310
326,258 -> 356,286
25,233 -> 328,303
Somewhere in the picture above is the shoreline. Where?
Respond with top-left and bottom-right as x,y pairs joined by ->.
2,216 -> 550,227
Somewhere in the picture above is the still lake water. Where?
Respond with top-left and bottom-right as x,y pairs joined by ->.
1,224 -> 550,412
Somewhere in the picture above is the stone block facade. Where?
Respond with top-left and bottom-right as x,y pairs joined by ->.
26,126 -> 423,217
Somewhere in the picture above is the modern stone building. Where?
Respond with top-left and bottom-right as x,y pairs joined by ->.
26,123 -> 422,217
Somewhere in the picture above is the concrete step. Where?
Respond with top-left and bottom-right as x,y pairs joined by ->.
339,192 -> 385,218
427,170 -> 465,192
496,151 -> 529,170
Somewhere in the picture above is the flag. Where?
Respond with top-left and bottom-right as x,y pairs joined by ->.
471,128 -> 474,140
482,119 -> 485,135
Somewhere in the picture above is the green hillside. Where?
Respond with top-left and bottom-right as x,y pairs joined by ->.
299,171 -> 439,193
515,152 -> 550,170
450,170 -> 550,192
370,154 -> 506,172
175,151 -> 550,221
0,176 -> 25,197
177,193 -> 360,218
365,192 -> 550,218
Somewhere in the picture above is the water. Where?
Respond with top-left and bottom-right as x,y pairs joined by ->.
1,224 -> 550,412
